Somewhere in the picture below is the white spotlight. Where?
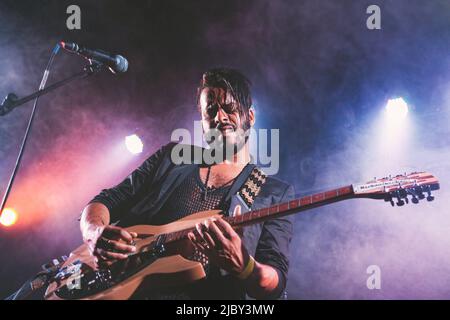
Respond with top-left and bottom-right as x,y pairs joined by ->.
386,97 -> 409,121
125,134 -> 143,154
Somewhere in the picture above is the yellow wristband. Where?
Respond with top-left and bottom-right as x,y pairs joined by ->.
236,256 -> 255,280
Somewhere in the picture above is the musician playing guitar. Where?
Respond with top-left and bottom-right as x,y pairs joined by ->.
80,68 -> 295,299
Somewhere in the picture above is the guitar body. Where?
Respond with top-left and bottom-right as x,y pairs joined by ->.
45,209 -> 223,300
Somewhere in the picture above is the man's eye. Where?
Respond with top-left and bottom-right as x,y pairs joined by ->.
206,104 -> 218,117
205,103 -> 237,118
223,104 -> 237,113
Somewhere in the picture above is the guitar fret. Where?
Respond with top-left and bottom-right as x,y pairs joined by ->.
261,207 -> 269,216
312,193 -> 324,202
324,190 -> 337,199
300,197 -> 310,206
269,205 -> 278,215
279,202 -> 289,212
289,199 -> 299,209
338,186 -> 351,195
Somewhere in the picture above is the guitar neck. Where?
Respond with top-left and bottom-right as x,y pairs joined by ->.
225,185 -> 355,227
163,185 -> 355,244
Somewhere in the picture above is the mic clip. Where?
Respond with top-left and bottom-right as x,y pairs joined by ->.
0,93 -> 19,116
84,59 -> 106,74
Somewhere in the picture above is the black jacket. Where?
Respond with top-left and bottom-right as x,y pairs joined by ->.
90,142 -> 295,299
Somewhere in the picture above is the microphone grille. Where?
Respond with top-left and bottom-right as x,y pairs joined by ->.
115,55 -> 129,73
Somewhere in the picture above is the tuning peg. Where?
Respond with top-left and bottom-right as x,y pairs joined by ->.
385,194 -> 395,206
405,187 -> 420,204
416,186 -> 425,199
424,185 -> 434,202
398,188 -> 407,198
394,191 -> 405,206
400,189 -> 409,204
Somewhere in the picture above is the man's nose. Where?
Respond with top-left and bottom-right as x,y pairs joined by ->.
214,105 -> 229,124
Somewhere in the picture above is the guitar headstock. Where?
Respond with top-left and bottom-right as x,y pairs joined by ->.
352,172 -> 440,206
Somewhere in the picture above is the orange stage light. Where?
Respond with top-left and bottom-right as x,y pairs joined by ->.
0,208 -> 18,227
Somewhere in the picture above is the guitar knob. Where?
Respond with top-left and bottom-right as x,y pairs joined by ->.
412,196 -> 419,204
396,199 -> 405,206
427,195 -> 434,202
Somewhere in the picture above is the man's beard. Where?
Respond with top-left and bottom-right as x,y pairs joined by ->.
204,126 -> 249,162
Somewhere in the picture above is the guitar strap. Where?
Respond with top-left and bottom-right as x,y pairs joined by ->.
236,166 -> 267,210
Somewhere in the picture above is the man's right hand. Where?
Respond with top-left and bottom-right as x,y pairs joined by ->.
84,225 -> 137,267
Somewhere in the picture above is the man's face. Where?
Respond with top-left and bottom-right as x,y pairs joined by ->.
199,87 -> 253,154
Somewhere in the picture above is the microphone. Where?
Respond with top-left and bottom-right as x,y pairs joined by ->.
59,41 -> 128,73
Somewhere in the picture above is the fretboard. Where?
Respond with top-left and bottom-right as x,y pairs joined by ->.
162,185 -> 354,245
227,185 -> 354,227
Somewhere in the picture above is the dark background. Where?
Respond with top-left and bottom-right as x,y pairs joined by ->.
0,0 -> 449,299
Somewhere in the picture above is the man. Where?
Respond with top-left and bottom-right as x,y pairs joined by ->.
80,68 -> 295,299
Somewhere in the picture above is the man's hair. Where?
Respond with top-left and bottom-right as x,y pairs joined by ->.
196,67 -> 253,130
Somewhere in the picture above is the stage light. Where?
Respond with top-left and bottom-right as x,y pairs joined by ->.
125,134 -> 143,154
366,96 -> 414,175
0,208 -> 18,227
386,98 -> 408,121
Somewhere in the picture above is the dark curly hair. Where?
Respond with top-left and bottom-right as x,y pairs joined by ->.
196,67 -> 253,130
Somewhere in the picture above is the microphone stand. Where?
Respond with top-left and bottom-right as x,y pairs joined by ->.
0,60 -> 105,217
0,63 -> 103,116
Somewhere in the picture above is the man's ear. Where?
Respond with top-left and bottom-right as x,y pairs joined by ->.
248,106 -> 255,127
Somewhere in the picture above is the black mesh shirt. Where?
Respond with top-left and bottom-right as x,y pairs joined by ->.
151,167 -> 233,226
146,167 -> 236,299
